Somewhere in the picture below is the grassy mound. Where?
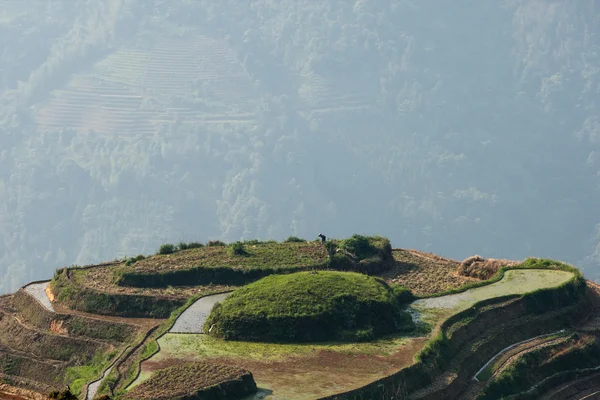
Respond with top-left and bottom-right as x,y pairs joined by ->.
123,362 -> 257,400
205,271 -> 415,343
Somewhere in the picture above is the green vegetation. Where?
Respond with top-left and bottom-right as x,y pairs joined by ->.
401,259 -> 585,398
327,235 -> 394,274
115,240 -> 328,287
207,240 -> 227,247
480,334 -> 600,399
284,236 -> 306,243
123,362 -> 257,400
228,241 -> 248,256
65,350 -> 116,396
158,244 -> 176,255
205,271 -> 415,342
157,333 -> 413,361
115,291 -> 230,395
412,269 -> 574,315
50,268 -> 185,317
48,389 -> 78,400
475,331 -> 569,382
125,255 -> 146,267
115,235 -> 392,288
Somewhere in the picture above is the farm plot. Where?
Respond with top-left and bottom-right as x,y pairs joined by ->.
36,33 -> 259,137
130,333 -> 425,399
131,268 -> 575,399
124,361 -> 257,400
297,72 -> 369,116
381,249 -> 478,295
412,269 -> 574,314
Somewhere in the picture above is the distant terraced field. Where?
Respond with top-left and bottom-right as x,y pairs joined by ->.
298,72 -> 370,116
35,33 -> 260,135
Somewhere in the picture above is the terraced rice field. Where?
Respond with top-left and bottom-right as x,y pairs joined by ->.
412,269 -> 574,314
36,33 -> 259,135
297,72 -> 369,116
383,249 -> 478,295
131,268 -> 574,399
170,292 -> 230,334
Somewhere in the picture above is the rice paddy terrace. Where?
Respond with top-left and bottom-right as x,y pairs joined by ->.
0,237 -> 598,400
35,33 -> 260,136
32,28 -> 372,139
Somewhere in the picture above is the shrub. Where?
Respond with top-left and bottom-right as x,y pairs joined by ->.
158,243 -> 176,255
207,240 -> 226,247
339,234 -> 390,260
284,236 -> 306,243
48,389 -> 77,400
177,241 -> 204,251
125,254 -> 145,266
243,239 -> 264,245
228,242 -> 247,256
392,284 -> 415,305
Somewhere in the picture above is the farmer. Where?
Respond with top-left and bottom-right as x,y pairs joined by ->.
318,233 -> 326,243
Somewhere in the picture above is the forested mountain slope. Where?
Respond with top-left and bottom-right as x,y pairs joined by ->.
2,0 -> 600,293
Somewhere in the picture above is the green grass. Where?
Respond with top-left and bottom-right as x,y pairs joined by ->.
414,258 -> 584,382
115,235 -> 394,288
64,350 -> 116,396
116,290 -> 229,395
412,269 -> 574,315
157,332 -> 414,360
475,331 -> 569,381
479,334 -> 600,399
139,241 -> 327,271
205,270 -> 414,342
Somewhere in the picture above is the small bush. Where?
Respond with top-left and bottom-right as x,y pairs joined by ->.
392,284 -> 415,305
158,243 -> 176,255
285,236 -> 306,243
207,240 -> 227,247
125,255 -> 145,266
228,242 -> 248,256
243,239 -> 264,245
177,241 -> 204,251
48,389 -> 77,400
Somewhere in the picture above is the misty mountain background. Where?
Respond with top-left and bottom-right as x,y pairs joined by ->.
1,0 -> 600,294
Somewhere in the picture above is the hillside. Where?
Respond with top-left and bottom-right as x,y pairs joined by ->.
1,237 -> 600,399
2,0 -> 600,295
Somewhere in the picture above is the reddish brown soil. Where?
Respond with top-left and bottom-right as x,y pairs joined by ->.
0,392 -> 30,400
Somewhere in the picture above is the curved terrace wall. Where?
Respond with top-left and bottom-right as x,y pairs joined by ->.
11,289 -> 136,342
319,261 -> 586,399
50,268 -> 185,318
